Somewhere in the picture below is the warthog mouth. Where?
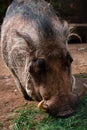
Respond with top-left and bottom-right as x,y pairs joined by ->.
38,99 -> 74,117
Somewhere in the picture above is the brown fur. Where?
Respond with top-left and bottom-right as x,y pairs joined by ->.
1,0 -> 86,117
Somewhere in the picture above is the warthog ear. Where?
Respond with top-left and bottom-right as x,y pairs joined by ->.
13,30 -> 35,51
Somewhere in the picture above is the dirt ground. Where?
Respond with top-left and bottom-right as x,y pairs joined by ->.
0,43 -> 87,130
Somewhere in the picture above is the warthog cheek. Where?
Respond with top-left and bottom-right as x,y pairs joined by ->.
58,108 -> 74,117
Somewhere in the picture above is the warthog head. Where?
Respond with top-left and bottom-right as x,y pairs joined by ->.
21,18 -> 86,117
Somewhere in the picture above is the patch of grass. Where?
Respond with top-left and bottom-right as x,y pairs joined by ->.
0,122 -> 3,129
13,95 -> 87,130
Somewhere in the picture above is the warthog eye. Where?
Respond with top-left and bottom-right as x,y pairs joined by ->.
29,58 -> 46,75
37,59 -> 46,69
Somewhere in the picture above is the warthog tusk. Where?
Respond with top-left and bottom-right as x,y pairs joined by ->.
38,100 -> 47,112
26,85 -> 32,97
68,33 -> 82,43
72,75 -> 76,91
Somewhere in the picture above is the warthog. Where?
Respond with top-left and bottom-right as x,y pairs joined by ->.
1,0 -> 87,117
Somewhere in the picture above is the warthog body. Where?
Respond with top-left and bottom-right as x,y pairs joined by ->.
1,0 -> 87,117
